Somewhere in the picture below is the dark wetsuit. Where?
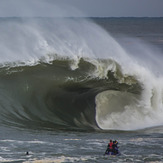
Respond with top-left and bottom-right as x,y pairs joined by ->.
112,141 -> 119,154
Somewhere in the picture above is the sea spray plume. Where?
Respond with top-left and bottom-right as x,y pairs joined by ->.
0,0 -> 86,65
0,17 -> 130,67
116,37 -> 163,76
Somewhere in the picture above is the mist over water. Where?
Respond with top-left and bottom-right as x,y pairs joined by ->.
0,17 -> 129,65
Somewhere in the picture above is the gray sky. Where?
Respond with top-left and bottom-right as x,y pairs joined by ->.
0,0 -> 163,17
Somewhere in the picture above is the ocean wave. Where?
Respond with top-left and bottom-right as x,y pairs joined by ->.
0,58 -> 142,131
0,18 -> 163,131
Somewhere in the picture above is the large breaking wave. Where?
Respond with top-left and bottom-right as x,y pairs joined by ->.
0,18 -> 163,131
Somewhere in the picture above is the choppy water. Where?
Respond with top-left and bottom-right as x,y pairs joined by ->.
1,126 -> 163,163
0,17 -> 163,162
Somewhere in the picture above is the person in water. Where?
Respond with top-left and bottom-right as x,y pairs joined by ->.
105,140 -> 113,154
112,141 -> 118,154
114,140 -> 118,146
105,140 -> 119,155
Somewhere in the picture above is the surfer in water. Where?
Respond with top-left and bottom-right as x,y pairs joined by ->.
105,140 -> 113,154
105,140 -> 119,155
112,140 -> 119,154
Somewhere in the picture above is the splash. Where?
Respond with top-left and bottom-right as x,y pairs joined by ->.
95,39 -> 163,130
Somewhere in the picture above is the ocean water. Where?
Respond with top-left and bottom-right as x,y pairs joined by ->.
0,17 -> 163,162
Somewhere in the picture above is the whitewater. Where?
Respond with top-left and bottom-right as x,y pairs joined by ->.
0,17 -> 163,162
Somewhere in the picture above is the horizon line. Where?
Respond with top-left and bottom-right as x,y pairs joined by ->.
0,16 -> 163,18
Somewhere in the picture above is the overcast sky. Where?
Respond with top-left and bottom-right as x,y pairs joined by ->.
0,0 -> 163,17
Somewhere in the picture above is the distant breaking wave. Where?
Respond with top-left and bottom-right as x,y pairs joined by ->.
0,18 -> 163,131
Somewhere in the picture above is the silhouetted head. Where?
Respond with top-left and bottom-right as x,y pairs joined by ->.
115,140 -> 118,144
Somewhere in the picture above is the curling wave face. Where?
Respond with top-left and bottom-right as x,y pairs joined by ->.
0,58 -> 142,131
0,18 -> 163,131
